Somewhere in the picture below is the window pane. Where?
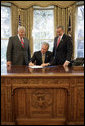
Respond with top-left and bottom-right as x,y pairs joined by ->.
34,39 -> 54,51
1,6 -> 11,67
1,6 -> 11,38
75,5 -> 84,58
77,50 -> 84,57
1,40 -> 8,67
33,9 -> 54,52
77,40 -> 84,49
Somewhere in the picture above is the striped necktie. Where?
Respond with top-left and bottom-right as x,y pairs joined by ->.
21,38 -> 24,48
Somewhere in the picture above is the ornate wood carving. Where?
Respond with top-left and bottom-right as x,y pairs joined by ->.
1,66 -> 84,125
31,89 -> 52,109
1,78 -> 4,84
76,87 -> 84,121
11,78 -> 71,85
76,77 -> 84,85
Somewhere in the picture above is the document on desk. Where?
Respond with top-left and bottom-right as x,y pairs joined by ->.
29,65 -> 43,68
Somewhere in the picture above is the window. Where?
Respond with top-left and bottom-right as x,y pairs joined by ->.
33,6 -> 54,52
1,5 -> 11,69
75,5 -> 84,58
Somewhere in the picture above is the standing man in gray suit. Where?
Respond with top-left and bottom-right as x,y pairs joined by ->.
6,26 -> 31,66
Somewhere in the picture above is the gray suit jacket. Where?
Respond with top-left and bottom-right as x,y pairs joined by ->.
6,35 -> 31,65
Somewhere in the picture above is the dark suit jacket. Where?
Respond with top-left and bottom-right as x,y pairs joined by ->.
6,35 -> 31,65
30,51 -> 53,65
51,34 -> 73,65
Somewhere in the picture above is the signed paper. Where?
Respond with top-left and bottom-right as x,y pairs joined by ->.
29,65 -> 43,68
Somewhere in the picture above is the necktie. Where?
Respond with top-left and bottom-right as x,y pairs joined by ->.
42,54 -> 45,63
57,36 -> 61,47
21,38 -> 24,48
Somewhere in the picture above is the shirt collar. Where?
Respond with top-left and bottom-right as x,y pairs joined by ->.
17,34 -> 24,41
59,33 -> 64,39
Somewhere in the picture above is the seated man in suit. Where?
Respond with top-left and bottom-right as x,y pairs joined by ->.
29,42 -> 52,66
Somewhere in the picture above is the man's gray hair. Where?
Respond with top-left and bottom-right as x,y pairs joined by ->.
57,26 -> 64,31
18,26 -> 25,32
42,42 -> 49,49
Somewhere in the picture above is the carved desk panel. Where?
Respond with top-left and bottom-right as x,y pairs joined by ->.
1,65 -> 84,125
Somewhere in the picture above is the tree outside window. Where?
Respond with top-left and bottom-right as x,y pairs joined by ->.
75,5 -> 84,58
1,6 -> 11,71
33,7 -> 54,52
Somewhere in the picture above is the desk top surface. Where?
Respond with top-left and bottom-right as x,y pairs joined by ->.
1,65 -> 84,77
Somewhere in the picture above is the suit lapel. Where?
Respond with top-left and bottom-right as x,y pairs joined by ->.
23,37 -> 29,49
23,37 -> 26,49
45,52 -> 48,62
39,51 -> 42,63
16,35 -> 23,48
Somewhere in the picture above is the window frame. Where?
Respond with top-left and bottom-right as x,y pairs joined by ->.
75,4 -> 84,58
33,6 -> 54,52
1,5 -> 12,67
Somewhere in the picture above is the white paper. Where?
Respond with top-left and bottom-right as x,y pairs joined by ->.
29,65 -> 43,68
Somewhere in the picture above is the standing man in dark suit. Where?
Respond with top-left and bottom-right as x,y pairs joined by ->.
52,26 -> 73,67
42,26 -> 73,67
6,26 -> 31,66
29,42 -> 52,66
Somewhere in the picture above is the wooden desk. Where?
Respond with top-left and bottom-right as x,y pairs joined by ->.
1,65 -> 84,125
